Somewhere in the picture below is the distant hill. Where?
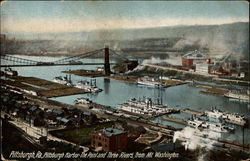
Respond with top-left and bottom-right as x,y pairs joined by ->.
2,22 -> 249,59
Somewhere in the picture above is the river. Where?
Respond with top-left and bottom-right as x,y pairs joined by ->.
1,55 -> 250,144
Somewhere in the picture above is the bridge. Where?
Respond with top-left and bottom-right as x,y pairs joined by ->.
0,47 -> 136,75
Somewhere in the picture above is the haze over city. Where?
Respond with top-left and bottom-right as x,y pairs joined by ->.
1,1 -> 249,33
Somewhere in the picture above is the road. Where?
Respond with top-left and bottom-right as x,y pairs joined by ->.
2,112 -> 89,152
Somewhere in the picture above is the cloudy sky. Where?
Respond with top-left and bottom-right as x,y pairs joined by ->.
1,1 -> 249,33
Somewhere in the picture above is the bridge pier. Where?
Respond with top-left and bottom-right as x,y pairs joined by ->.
104,46 -> 111,75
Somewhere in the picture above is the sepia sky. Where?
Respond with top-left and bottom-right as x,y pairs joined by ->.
1,1 -> 249,32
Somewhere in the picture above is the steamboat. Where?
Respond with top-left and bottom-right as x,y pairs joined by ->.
117,97 -> 179,117
205,108 -> 247,125
187,118 -> 234,133
137,76 -> 164,87
75,79 -> 102,93
53,75 -> 72,86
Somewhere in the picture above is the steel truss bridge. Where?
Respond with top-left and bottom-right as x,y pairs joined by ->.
0,47 -> 132,68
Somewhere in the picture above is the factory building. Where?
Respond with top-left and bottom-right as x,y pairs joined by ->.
182,50 -> 210,67
91,127 -> 128,152
195,63 -> 209,75
126,60 -> 139,71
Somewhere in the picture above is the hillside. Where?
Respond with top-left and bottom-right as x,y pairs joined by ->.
1,22 -> 249,59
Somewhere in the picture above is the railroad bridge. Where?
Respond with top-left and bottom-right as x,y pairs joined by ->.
0,47 -> 138,75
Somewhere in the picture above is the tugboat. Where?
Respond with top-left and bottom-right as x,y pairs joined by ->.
75,79 -> 102,93
204,108 -> 224,119
187,117 -> 234,133
3,67 -> 18,76
53,75 -> 72,86
187,118 -> 203,128
221,113 -> 247,125
74,97 -> 92,104
224,90 -> 250,102
205,108 -> 247,126
200,122 -> 234,133
74,97 -> 93,108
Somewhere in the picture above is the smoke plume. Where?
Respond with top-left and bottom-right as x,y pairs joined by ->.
173,127 -> 221,150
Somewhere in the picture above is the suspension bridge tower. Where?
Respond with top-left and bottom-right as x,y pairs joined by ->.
104,46 -> 111,75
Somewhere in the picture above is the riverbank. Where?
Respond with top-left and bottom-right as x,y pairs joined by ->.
189,85 -> 228,96
1,75 -> 88,98
63,69 -> 105,77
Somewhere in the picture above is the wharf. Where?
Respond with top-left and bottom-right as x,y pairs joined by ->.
181,108 -> 204,116
161,115 -> 187,125
1,75 -> 87,98
38,87 -> 86,98
200,88 -> 228,95
219,138 -> 249,149
63,69 -> 105,77
1,79 -> 42,92
160,79 -> 186,87
118,108 -> 180,120
118,109 -> 152,119
106,75 -> 139,83
189,85 -> 228,95
63,69 -> 185,88
73,103 -> 178,135
75,102 -> 112,111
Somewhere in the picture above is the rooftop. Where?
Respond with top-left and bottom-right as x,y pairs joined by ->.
52,109 -> 63,115
211,65 -> 221,70
102,128 -> 125,137
182,50 -> 208,59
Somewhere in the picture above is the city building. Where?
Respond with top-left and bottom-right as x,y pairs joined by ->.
195,63 -> 209,74
209,65 -> 224,75
91,127 -> 128,152
182,50 -> 210,67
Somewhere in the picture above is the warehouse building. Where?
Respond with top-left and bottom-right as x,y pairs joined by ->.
91,127 -> 128,152
182,50 -> 210,67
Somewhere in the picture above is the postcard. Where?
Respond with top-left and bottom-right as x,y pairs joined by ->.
1,1 -> 249,161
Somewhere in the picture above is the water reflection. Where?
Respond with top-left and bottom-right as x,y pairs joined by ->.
103,78 -> 110,94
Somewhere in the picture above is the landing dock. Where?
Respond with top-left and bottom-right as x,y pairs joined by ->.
63,69 -> 105,77
189,85 -> 228,95
160,79 -> 186,87
181,108 -> 204,116
1,75 -> 88,98
161,115 -> 187,125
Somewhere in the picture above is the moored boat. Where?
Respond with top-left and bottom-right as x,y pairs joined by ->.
137,76 -> 164,87
3,67 -> 18,76
74,97 -> 92,104
205,108 -> 224,119
75,79 -> 102,93
117,97 -> 179,117
53,75 -> 72,86
205,108 -> 247,126
224,91 -> 250,101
